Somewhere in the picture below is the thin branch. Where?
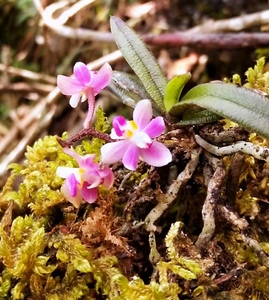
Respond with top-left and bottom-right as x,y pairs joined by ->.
214,265 -> 246,285
0,63 -> 56,85
188,9 -> 269,33
57,128 -> 112,148
0,82 -> 55,94
34,1 -> 269,49
33,0 -> 113,43
143,32 -> 269,50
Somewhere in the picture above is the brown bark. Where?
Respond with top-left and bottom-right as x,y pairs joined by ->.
143,32 -> 269,50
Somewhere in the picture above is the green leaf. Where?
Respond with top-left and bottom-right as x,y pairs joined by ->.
169,82 -> 269,138
163,73 -> 192,111
110,16 -> 167,112
178,107 -> 220,125
107,71 -> 164,116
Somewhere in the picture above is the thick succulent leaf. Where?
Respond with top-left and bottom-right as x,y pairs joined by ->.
107,71 -> 149,107
169,82 -> 269,138
164,73 -> 192,111
110,16 -> 167,112
107,71 -> 164,116
178,107 -> 220,125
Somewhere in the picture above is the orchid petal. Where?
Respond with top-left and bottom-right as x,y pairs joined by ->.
143,116 -> 165,138
63,147 -> 80,160
79,155 -> 96,170
69,94 -> 81,108
112,116 -> 127,137
56,166 -> 77,179
101,167 -> 114,189
65,173 -> 80,197
63,148 -> 96,172
81,94 -> 87,102
111,128 -> 125,140
62,182 -> 83,208
73,62 -> 92,85
133,99 -> 152,130
83,172 -> 102,189
91,63 -> 113,94
140,141 -> 172,167
57,75 -> 84,95
59,147 -> 114,207
81,183 -> 98,203
101,140 -> 130,164
122,144 -> 140,170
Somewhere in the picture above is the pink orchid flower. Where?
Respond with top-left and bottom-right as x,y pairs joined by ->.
57,62 -> 112,128
101,99 -> 172,170
56,148 -> 114,208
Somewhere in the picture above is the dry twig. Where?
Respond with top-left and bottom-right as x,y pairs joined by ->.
34,0 -> 269,49
188,9 -> 269,33
0,64 -> 56,85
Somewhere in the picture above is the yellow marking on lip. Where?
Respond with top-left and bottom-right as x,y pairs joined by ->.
76,168 -> 85,186
125,130 -> 133,138
129,120 -> 138,130
124,120 -> 138,138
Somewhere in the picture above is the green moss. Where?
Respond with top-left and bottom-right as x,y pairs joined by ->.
0,215 -> 56,299
110,274 -> 181,300
224,57 -> 269,95
0,107 -> 110,217
244,57 -> 269,94
216,231 -> 260,266
0,109 -> 131,299
160,222 -> 202,281
1,135 -> 66,215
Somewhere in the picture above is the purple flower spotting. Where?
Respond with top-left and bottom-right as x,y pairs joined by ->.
56,148 -> 114,208
101,99 -> 172,170
57,62 -> 112,128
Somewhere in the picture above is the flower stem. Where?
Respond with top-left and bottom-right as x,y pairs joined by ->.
57,127 -> 112,148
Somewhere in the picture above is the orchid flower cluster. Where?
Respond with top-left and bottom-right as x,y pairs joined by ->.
57,62 -> 172,207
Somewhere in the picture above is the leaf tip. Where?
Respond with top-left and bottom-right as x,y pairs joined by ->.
110,16 -> 122,27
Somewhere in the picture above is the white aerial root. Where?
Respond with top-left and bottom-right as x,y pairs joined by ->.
195,163 -> 226,249
195,134 -> 269,162
145,148 -> 202,233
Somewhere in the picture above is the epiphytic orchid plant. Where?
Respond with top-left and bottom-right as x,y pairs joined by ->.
56,16 -> 269,208
108,16 -> 269,139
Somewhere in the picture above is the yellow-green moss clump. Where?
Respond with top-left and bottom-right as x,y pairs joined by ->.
3,61 -> 269,299
0,107 -> 129,299
225,56 -> 269,96
0,106 -> 205,299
